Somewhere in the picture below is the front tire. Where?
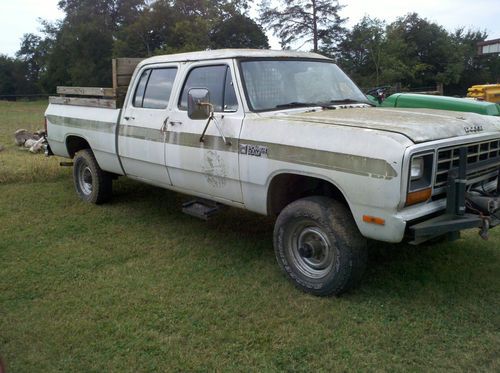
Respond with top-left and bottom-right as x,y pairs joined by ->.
274,196 -> 367,296
73,149 -> 112,204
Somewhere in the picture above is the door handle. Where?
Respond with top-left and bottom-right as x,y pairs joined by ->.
161,117 -> 169,133
124,116 -> 135,121
169,121 -> 182,126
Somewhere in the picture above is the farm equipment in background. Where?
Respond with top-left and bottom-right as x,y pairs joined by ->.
467,84 -> 500,104
380,93 -> 500,116
366,87 -> 500,116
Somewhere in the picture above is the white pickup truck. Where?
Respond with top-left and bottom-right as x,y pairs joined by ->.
45,49 -> 500,296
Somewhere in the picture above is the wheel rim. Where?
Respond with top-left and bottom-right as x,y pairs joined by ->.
78,164 -> 93,195
289,222 -> 335,279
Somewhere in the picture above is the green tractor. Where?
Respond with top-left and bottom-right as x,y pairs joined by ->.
366,87 -> 500,116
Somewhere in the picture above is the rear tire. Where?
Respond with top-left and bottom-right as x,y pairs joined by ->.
274,196 -> 367,296
73,149 -> 112,204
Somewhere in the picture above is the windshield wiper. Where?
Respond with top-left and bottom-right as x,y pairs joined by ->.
328,99 -> 367,105
274,99 -> 369,110
275,102 -> 321,109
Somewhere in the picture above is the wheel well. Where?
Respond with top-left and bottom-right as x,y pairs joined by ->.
267,173 -> 348,216
66,136 -> 90,158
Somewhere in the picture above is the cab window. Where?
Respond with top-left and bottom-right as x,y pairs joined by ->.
179,65 -> 238,112
133,67 -> 177,109
133,69 -> 150,107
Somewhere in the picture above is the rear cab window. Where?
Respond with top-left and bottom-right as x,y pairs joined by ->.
133,67 -> 178,109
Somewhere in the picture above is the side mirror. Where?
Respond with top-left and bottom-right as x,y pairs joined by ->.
188,88 -> 211,120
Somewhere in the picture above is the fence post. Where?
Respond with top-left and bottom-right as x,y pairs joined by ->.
437,82 -> 444,96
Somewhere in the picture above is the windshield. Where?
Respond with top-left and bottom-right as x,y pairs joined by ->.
240,59 -> 369,111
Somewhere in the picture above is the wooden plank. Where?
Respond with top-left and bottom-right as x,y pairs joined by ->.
115,58 -> 144,75
57,86 -> 116,97
117,74 -> 134,87
116,86 -> 129,96
115,86 -> 129,109
49,96 -> 117,109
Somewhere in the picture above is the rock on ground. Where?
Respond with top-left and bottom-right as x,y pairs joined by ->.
24,139 -> 38,149
29,138 -> 45,153
14,129 -> 42,146
15,129 -> 34,145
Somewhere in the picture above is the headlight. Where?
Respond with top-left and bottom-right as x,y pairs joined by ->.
407,153 -> 435,205
411,157 -> 424,180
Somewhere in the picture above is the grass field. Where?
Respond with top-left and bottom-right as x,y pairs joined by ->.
1,100 -> 499,372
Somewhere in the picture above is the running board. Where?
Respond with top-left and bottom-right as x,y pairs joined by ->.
182,199 -> 223,220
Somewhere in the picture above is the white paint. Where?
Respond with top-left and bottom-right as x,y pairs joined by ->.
45,50 -> 500,243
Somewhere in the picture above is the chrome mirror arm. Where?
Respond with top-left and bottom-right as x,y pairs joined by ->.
198,103 -> 231,146
211,115 -> 231,146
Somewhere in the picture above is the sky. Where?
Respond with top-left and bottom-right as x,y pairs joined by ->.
0,0 -> 499,57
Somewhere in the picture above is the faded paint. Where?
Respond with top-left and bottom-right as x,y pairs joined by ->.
119,124 -> 163,142
45,49 -> 500,244
46,114 -> 115,133
244,140 -> 398,180
137,49 -> 330,69
202,150 -> 227,188
51,115 -> 398,179
282,107 -> 500,143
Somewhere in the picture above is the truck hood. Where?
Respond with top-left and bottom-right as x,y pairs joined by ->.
280,107 -> 500,143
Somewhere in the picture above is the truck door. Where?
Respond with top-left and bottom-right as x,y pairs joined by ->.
118,64 -> 178,187
165,61 -> 244,203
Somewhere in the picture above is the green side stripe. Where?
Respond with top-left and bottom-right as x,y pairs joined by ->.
47,115 -> 115,133
119,125 -> 164,142
48,116 -> 397,179
167,131 -> 239,153
245,140 -> 397,179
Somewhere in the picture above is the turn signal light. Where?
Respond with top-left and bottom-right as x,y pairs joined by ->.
406,188 -> 432,206
362,215 -> 385,225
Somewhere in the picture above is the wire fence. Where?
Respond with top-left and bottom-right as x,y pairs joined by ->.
0,94 -> 52,101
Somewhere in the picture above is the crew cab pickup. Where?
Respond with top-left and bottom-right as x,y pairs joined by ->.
45,49 -> 500,296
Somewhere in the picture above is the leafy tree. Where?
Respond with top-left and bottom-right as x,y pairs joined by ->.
260,0 -> 346,52
386,13 -> 464,88
446,29 -> 500,95
11,0 -> 269,92
336,13 -> 494,94
16,32 -> 56,93
115,0 -> 266,55
114,0 -> 174,56
46,19 -> 114,88
210,14 -> 269,49
0,55 -> 32,96
0,56 -> 18,96
161,0 -> 254,53
336,17 -> 386,86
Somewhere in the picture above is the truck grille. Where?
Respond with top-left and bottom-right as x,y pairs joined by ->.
435,139 -> 500,189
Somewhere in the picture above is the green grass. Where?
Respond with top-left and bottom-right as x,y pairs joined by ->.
0,100 -> 67,184
1,100 -> 499,372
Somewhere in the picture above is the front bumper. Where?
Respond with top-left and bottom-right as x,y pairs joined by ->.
408,146 -> 499,244
409,211 -> 499,244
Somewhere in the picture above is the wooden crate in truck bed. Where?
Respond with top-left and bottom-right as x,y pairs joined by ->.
49,58 -> 144,109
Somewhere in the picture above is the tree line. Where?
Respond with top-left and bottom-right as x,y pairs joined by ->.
1,0 -> 498,98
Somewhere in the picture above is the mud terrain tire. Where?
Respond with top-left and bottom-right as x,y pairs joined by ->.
274,196 -> 367,296
73,149 -> 112,204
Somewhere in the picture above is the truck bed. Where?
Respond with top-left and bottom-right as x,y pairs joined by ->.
45,103 -> 123,175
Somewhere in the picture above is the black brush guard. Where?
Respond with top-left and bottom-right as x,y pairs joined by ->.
409,146 -> 500,244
